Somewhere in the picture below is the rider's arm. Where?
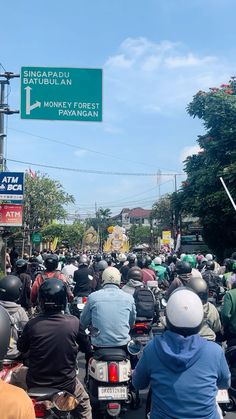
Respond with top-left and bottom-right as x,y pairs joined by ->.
79,296 -> 92,329
217,350 -> 231,389
129,297 -> 136,326
30,274 -> 42,305
221,292 -> 233,328
132,350 -> 150,390
17,323 -> 30,354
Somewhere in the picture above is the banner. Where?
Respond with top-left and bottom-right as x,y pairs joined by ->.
0,204 -> 23,226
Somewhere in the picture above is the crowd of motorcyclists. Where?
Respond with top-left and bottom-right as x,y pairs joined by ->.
1,247 -> 236,418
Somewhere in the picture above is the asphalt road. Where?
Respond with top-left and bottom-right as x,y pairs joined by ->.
77,353 -> 236,419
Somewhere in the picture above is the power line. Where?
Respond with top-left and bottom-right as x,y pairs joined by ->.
9,127 -> 163,169
7,158 -> 184,177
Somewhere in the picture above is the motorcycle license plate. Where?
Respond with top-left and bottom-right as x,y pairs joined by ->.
98,386 -> 128,400
216,389 -> 230,403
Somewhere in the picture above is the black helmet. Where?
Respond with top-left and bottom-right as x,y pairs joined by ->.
176,261 -> 192,275
95,254 -> 102,262
44,254 -> 58,272
127,253 -> 136,263
79,255 -> 89,266
143,256 -> 152,269
206,261 -> 215,271
38,278 -> 67,312
97,260 -> 108,271
0,275 -> 22,302
127,267 -> 143,282
0,306 -> 11,362
15,258 -> 28,274
188,277 -> 208,304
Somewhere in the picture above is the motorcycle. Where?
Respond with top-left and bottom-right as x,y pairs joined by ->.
220,342 -> 236,412
0,320 -> 27,384
69,294 -> 88,319
87,340 -> 142,418
28,388 -> 78,418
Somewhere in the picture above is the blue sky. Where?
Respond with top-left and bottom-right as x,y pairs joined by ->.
1,0 -> 236,218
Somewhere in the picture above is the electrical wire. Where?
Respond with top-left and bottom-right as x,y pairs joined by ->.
7,158 -> 184,177
9,127 -> 160,169
7,158 -> 157,176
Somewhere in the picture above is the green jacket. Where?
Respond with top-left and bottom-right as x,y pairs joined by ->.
221,289 -> 236,334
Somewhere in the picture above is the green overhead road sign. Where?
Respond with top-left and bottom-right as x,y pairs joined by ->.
20,67 -> 102,122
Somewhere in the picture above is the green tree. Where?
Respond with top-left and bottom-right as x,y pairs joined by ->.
177,80 -> 236,259
41,221 -> 84,248
24,172 -> 75,231
128,225 -> 151,247
151,194 -> 174,234
86,207 -> 113,247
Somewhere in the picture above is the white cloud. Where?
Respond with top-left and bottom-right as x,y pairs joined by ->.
74,149 -> 88,157
165,53 -> 216,68
104,37 -> 234,123
106,54 -> 134,69
180,145 -> 202,162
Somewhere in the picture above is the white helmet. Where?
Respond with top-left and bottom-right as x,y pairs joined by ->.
118,253 -> 127,263
180,253 -> 186,261
153,257 -> 162,265
166,288 -> 203,336
205,253 -> 213,261
102,267 -> 121,287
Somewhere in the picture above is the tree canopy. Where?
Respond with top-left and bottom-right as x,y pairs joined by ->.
177,79 -> 236,259
24,172 -> 75,231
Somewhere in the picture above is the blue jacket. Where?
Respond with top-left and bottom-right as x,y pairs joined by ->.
80,284 -> 136,347
133,331 -> 230,419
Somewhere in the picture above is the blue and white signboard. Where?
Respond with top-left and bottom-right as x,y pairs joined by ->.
0,172 -> 24,201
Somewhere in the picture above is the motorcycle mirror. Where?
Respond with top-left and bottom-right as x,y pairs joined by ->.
127,339 -> 143,355
52,391 -> 79,411
161,298 -> 167,307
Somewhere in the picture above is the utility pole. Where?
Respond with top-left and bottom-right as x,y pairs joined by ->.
0,72 -> 20,274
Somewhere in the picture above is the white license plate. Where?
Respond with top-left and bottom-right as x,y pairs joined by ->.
216,389 -> 230,403
98,386 -> 128,401
77,303 -> 85,310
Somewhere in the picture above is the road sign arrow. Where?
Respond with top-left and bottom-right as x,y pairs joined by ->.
25,86 -> 41,115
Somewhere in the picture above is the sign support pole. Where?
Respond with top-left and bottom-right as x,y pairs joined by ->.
0,72 -> 20,275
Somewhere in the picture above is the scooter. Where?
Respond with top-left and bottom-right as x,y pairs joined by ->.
69,295 -> 88,319
87,340 -> 142,418
28,388 -> 78,418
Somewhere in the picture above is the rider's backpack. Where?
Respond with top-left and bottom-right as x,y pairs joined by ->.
133,285 -> 155,319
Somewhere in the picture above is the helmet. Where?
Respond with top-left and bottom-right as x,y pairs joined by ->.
38,278 -> 67,312
15,258 -> 28,274
166,288 -> 203,337
95,254 -> 102,262
127,254 -> 136,263
102,267 -> 121,287
97,260 -> 108,271
188,277 -> 208,304
176,261 -> 192,275
16,258 -> 27,268
153,257 -> 162,265
0,275 -> 22,302
143,256 -> 152,268
205,253 -> 213,261
127,267 -> 143,282
205,261 -> 215,271
0,306 -> 11,362
44,254 -> 58,271
79,255 -> 89,267
118,253 -> 127,263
